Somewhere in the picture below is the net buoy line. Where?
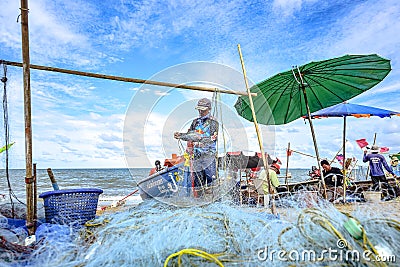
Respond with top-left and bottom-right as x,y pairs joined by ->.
2,200 -> 400,266
97,189 -> 140,212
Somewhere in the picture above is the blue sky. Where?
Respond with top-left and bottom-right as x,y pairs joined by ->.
0,0 -> 399,169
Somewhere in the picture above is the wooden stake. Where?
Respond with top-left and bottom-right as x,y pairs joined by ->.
237,44 -> 277,215
20,0 -> 34,236
47,168 -> 59,190
285,142 -> 290,190
33,163 -> 37,232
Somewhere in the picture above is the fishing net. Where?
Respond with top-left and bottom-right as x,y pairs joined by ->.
1,197 -> 399,267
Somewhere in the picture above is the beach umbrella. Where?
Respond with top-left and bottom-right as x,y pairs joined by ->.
234,54 -> 391,196
306,102 -> 399,165
234,54 -> 391,125
306,102 -> 399,201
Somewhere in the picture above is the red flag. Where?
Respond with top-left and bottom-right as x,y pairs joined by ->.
275,157 -> 282,165
286,149 -> 292,157
356,138 -> 369,149
336,154 -> 344,166
380,147 -> 389,153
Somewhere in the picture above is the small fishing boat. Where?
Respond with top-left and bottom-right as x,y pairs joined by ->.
137,151 -> 273,202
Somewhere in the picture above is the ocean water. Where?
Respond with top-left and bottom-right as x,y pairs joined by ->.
0,168 -> 317,201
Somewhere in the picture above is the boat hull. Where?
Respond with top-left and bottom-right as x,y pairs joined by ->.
138,163 -> 185,199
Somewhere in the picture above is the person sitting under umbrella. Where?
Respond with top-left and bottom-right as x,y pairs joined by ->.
363,145 -> 396,194
320,160 -> 344,187
256,163 -> 281,206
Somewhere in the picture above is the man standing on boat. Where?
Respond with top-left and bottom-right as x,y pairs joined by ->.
174,98 -> 219,191
363,145 -> 396,192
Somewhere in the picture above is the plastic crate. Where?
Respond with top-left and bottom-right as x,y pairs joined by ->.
39,188 -> 103,226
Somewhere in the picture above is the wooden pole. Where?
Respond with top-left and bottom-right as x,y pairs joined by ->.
1,60 -> 255,97
291,149 -> 317,158
33,163 -> 37,231
301,84 -> 327,199
47,168 -> 59,190
20,0 -> 34,236
237,44 -> 277,215
285,142 -> 290,190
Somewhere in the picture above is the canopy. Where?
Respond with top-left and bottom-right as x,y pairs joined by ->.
235,54 -> 391,125
308,102 -> 400,119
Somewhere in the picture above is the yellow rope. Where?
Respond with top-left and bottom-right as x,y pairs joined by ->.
164,248 -> 224,267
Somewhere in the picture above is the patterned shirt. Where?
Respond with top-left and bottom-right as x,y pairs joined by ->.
188,114 -> 219,155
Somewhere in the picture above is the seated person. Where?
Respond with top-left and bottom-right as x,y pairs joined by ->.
320,160 -> 343,187
256,163 -> 281,206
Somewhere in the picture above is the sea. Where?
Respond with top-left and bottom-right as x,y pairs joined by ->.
1,168 -> 397,267
0,168 -> 318,201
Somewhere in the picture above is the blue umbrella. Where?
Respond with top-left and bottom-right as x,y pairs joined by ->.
308,102 -> 400,119
306,102 -> 399,201
307,101 -> 400,162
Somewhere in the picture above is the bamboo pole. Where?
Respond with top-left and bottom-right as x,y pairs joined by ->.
20,0 -> 34,236
301,84 -> 327,199
285,142 -> 290,190
33,163 -> 37,231
1,60 -> 255,97
329,144 -> 344,165
290,149 -> 317,158
237,44 -> 277,215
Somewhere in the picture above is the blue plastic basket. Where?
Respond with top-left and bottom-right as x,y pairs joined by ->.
39,188 -> 103,226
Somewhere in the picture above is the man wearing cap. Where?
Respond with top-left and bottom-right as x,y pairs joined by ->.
174,98 -> 219,190
363,145 -> 396,191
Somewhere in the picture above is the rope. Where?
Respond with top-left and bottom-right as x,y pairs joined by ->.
1,63 -> 14,217
163,248 -> 224,267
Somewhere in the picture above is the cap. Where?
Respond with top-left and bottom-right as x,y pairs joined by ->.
370,145 -> 379,153
270,163 -> 280,174
195,98 -> 211,111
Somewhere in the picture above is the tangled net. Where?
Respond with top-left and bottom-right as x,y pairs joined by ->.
1,197 -> 399,266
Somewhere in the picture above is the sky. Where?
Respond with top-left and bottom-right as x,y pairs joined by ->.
0,0 -> 399,170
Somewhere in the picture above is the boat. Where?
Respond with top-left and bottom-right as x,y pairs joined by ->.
137,151 -> 274,204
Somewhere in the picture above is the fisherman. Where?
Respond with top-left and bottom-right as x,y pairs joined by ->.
257,163 -> 281,206
320,160 -> 344,187
363,145 -> 396,193
174,98 -> 219,191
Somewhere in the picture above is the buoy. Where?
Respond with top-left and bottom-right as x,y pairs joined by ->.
343,218 -> 363,240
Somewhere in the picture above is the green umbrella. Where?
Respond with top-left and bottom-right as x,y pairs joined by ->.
235,54 -> 391,196
235,54 -> 391,125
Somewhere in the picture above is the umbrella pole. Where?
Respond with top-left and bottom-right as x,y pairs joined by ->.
237,44 -> 277,215
343,116 -> 347,203
285,142 -> 290,190
301,84 -> 327,199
